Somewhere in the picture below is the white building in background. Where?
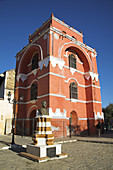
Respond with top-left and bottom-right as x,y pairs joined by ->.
0,69 -> 15,134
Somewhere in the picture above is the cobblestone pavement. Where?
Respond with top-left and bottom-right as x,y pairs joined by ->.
0,134 -> 113,170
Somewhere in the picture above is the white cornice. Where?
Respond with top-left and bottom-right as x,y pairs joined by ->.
50,27 -> 96,54
16,24 -> 96,59
53,16 -> 83,37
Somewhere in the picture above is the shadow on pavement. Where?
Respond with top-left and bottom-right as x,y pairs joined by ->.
9,145 -> 26,153
0,140 -> 10,146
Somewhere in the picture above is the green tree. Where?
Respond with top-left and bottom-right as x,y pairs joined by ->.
102,103 -> 113,121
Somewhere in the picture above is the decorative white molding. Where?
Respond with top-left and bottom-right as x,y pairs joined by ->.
27,105 -> 38,118
43,33 -> 48,40
16,71 -> 65,89
49,93 -> 66,98
65,77 -> 78,84
89,72 -> 98,81
38,56 -> 65,70
94,112 -> 104,120
64,66 -> 99,81
49,30 -> 53,34
54,33 -> 59,40
15,86 -> 31,90
64,54 -> 68,58
18,93 -> 66,105
64,77 -> 100,89
16,55 -> 20,61
64,65 -> 85,75
78,60 -> 83,65
37,93 -> 65,99
30,79 -> 38,86
27,63 -> 31,67
18,99 -> 38,105
66,49 -> 83,65
70,99 -> 78,103
65,98 -> 102,104
84,72 -> 91,80
16,22 -> 96,63
17,74 -> 27,82
50,56 -> 65,70
85,84 -> 100,89
79,118 -> 95,120
70,67 -> 76,75
32,69 -> 37,76
38,57 -> 49,70
91,52 -> 96,58
18,93 -> 101,105
37,72 -> 49,80
17,24 -> 97,75
51,125 -> 60,131
48,108 -> 67,119
58,41 -> 94,72
53,16 -> 83,37
37,72 -> 65,80
51,27 -> 96,54
49,72 -> 65,78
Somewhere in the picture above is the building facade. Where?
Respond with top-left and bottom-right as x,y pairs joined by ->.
15,14 -> 103,137
0,69 -> 15,134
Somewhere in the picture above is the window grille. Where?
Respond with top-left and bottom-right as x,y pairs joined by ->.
32,54 -> 38,70
69,54 -> 76,69
70,82 -> 78,99
30,83 -> 37,100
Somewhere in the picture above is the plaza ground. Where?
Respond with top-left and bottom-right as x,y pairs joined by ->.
0,132 -> 113,170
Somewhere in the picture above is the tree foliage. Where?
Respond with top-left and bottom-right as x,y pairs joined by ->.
102,103 -> 113,121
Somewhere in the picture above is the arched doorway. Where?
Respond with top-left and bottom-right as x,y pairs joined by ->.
29,110 -> 36,136
70,111 -> 79,135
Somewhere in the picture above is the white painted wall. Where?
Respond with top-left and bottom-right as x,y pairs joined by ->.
0,99 -> 13,134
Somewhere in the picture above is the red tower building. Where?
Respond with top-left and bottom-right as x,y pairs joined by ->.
15,14 -> 103,137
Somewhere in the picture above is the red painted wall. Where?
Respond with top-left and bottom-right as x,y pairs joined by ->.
15,14 -> 102,137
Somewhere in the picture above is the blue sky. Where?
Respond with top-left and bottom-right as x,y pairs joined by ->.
0,0 -> 113,108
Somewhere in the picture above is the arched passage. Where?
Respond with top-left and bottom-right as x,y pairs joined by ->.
70,110 -> 78,126
70,110 -> 80,135
18,43 -> 43,75
29,109 -> 36,136
60,42 -> 93,72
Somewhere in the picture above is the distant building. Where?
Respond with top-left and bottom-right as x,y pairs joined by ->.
15,14 -> 103,137
0,69 -> 15,134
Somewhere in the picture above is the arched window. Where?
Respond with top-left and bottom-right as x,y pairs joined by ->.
69,54 -> 76,69
70,82 -> 78,99
30,83 -> 37,100
31,53 -> 39,71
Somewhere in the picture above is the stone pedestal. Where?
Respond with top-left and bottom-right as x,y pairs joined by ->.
32,115 -> 54,145
27,143 -> 61,158
20,115 -> 68,162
